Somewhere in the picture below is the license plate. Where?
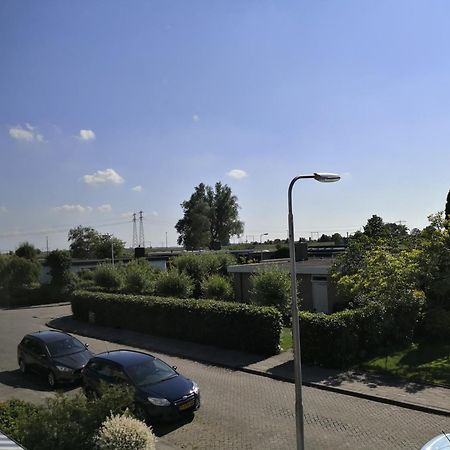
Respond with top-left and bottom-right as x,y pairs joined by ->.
179,399 -> 195,411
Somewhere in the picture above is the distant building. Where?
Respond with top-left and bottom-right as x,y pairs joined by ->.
227,258 -> 337,314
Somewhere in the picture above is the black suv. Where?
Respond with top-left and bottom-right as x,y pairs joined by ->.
82,350 -> 200,422
17,330 -> 93,387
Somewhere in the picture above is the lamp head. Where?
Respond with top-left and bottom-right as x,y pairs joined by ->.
313,172 -> 340,183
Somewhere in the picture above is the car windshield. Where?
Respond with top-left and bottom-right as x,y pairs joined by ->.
125,358 -> 177,386
46,336 -> 86,357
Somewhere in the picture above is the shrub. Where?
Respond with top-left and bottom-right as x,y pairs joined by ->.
422,308 -> 450,341
78,269 -> 95,281
202,274 -> 233,301
0,255 -> 40,290
154,270 -> 193,298
0,399 -> 39,440
93,264 -> 123,291
124,260 -> 157,294
46,250 -> 72,288
15,242 -> 38,260
71,290 -> 282,355
250,269 -> 290,321
15,385 -> 133,450
171,253 -> 236,297
96,413 -> 156,450
299,292 -> 424,368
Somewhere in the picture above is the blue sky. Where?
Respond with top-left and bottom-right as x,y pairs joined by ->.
1,1 -> 449,251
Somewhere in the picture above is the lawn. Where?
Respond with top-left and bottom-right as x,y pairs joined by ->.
360,341 -> 450,386
280,327 -> 293,352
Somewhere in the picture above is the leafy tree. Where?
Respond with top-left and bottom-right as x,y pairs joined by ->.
0,256 -> 40,290
68,226 -> 125,259
446,189 -> 450,220
46,250 -> 72,287
363,215 -> 385,239
331,233 -> 344,245
175,182 -> 244,249
15,242 -> 38,260
318,234 -> 332,242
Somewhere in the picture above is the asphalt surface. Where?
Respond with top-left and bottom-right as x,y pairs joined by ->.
1,303 -> 450,449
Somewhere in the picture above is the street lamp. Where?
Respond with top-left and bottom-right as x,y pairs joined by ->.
288,172 -> 340,450
259,232 -> 268,243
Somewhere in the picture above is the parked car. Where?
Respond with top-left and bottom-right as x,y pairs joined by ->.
82,350 -> 200,422
421,433 -> 450,450
17,330 -> 93,387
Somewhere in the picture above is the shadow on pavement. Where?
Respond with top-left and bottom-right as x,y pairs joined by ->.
152,413 -> 195,438
47,315 -> 268,369
0,369 -> 77,393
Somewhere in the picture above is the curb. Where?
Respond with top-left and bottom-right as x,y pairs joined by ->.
46,321 -> 450,419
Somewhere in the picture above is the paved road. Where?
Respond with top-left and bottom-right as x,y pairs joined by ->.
1,304 -> 449,449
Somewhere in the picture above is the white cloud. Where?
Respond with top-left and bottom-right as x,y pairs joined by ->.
83,168 -> 125,185
53,204 -> 93,214
9,124 -> 44,143
120,211 -> 133,219
0,206 -> 7,213
78,129 -> 96,141
132,185 -> 143,192
97,204 -> 112,213
227,169 -> 248,180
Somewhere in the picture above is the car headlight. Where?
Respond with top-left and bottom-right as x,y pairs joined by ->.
147,397 -> 170,406
55,365 -> 73,373
191,381 -> 199,394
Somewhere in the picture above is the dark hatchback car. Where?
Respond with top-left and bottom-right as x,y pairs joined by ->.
17,330 -> 93,387
82,350 -> 200,422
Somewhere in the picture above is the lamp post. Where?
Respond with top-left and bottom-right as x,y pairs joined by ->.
288,172 -> 340,450
260,232 -> 268,261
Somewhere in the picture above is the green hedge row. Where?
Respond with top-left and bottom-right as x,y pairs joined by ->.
299,299 -> 422,368
71,290 -> 282,355
0,286 -> 63,308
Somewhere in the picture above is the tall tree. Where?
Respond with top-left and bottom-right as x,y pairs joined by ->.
68,226 -> 125,259
175,182 -> 244,249
15,242 -> 39,260
446,189 -> 450,220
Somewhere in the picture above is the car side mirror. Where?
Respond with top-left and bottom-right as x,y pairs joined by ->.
172,366 -> 177,371
85,343 -> 89,349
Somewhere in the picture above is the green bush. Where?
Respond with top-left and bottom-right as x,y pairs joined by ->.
171,253 -> 236,297
71,290 -> 282,355
123,260 -> 157,294
12,385 -> 133,450
78,269 -> 95,281
15,242 -> 38,260
0,399 -> 39,439
93,264 -> 123,291
202,274 -> 233,301
95,413 -> 156,450
0,255 -> 41,291
46,250 -> 72,288
249,269 -> 291,322
299,294 -> 424,368
422,308 -> 450,341
154,270 -> 193,298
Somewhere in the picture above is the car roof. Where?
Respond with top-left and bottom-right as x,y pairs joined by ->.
94,350 -> 156,366
27,330 -> 73,343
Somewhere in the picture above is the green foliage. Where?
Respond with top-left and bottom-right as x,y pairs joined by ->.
71,290 -> 282,355
0,255 -> 40,290
78,269 -> 95,281
0,399 -> 39,439
175,182 -> 244,249
46,250 -> 72,287
1,386 -> 133,450
171,252 -> 236,297
15,241 -> 38,260
299,294 -> 424,368
123,259 -> 157,294
93,264 -> 123,291
446,189 -> 450,220
422,308 -> 450,341
250,269 -> 291,321
154,270 -> 193,298
68,226 -> 125,259
202,274 -> 233,300
95,413 -> 156,450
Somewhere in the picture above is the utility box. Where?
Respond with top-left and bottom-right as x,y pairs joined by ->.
295,242 -> 308,261
134,247 -> 146,258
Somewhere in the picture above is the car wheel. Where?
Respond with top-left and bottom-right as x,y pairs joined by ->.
134,404 -> 148,423
19,359 -> 27,374
47,371 -> 57,388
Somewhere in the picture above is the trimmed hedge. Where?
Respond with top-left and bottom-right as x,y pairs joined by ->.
71,290 -> 282,355
299,299 -> 422,368
0,285 -> 63,308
